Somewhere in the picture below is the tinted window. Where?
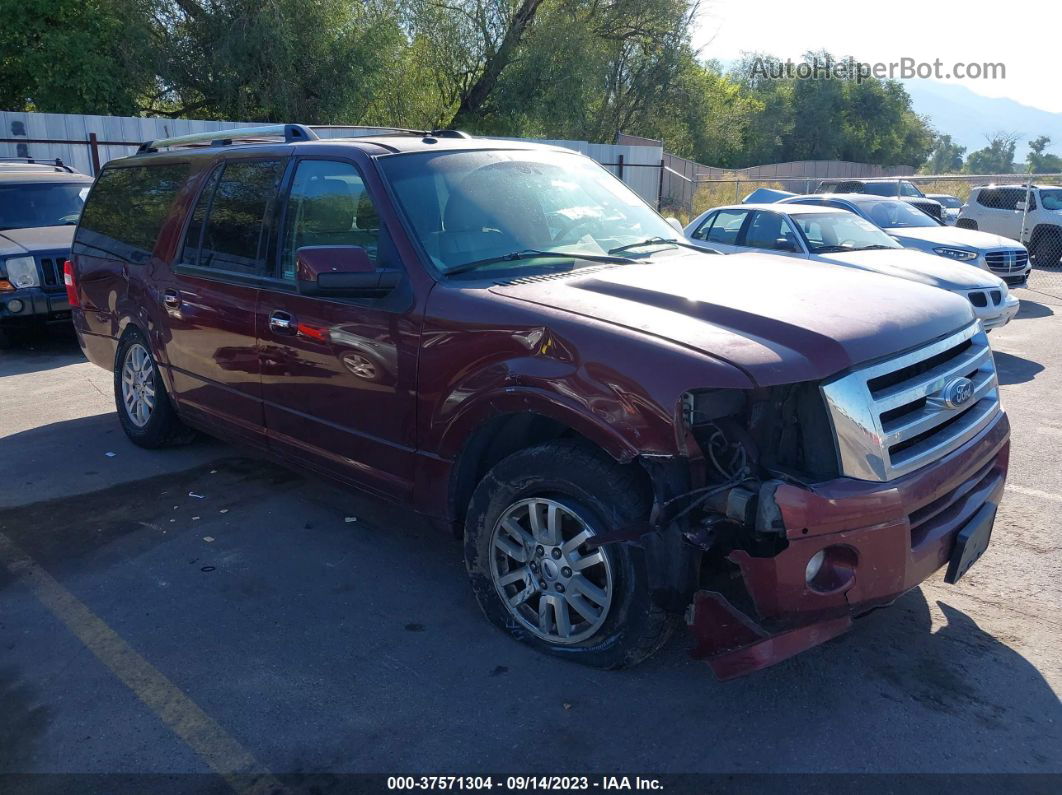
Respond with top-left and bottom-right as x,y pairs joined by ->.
899,182 -> 923,197
701,210 -> 749,245
77,164 -> 189,260
861,183 -> 897,196
978,188 -> 1025,211
745,212 -> 798,251
182,160 -> 283,275
1040,190 -> 1062,211
0,181 -> 88,231
280,160 -> 382,280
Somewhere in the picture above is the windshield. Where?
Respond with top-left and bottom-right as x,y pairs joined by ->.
862,183 -> 899,197
934,196 -> 962,209
857,198 -> 939,228
790,212 -> 902,253
379,150 -> 677,276
1040,189 -> 1062,211
0,182 -> 89,230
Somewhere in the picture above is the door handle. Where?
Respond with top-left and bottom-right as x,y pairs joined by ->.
269,310 -> 296,335
162,289 -> 181,309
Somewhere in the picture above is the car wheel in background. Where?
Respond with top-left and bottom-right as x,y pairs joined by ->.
464,440 -> 673,669
114,328 -> 195,448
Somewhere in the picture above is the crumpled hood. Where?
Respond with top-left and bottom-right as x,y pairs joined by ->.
0,226 -> 75,258
889,225 -> 1023,251
489,252 -> 975,386
817,247 -> 1004,290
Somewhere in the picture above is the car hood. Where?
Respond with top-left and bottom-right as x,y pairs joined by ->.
0,226 -> 75,257
888,225 -> 1022,251
815,247 -> 1003,290
489,252 -> 975,386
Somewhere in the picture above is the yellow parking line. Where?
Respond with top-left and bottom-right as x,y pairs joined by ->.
0,532 -> 284,794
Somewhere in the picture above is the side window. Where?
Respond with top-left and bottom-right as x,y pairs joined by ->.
182,159 -> 284,275
76,164 -> 190,261
690,211 -> 718,240
900,182 -> 923,197
280,160 -> 383,280
977,189 -> 998,209
702,209 -> 749,245
745,212 -> 797,251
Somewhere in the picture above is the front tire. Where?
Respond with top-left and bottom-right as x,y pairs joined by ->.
114,328 -> 194,448
464,440 -> 673,669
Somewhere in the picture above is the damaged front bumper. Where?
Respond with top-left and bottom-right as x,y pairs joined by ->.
687,411 -> 1010,679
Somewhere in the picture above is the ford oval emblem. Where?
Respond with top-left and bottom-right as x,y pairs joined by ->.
943,377 -> 975,409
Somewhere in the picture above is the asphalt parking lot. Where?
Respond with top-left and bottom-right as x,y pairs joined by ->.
1,289 -> 1061,783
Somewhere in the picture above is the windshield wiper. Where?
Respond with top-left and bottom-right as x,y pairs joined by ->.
811,245 -> 852,253
853,244 -> 896,250
443,248 -> 636,276
608,236 -> 708,255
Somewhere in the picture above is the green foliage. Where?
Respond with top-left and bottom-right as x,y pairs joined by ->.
0,0 -> 937,171
922,134 -> 966,174
0,0 -> 155,114
1026,136 -> 1062,174
964,132 -> 1018,174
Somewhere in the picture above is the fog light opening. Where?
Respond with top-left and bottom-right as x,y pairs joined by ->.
6,298 -> 24,314
805,545 -> 858,594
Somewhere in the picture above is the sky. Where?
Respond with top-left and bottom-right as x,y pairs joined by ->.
692,0 -> 1062,114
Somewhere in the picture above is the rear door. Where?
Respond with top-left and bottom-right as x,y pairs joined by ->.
255,157 -> 420,500
158,157 -> 286,444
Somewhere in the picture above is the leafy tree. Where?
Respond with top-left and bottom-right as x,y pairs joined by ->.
0,0 -> 155,114
923,134 -> 966,174
965,132 -> 1018,174
1026,136 -> 1062,174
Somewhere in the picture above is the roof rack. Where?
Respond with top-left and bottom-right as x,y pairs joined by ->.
138,123 -> 319,153
310,125 -> 471,140
0,156 -> 75,173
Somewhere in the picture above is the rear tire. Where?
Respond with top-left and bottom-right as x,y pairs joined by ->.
1031,229 -> 1062,267
114,328 -> 195,448
464,440 -> 673,669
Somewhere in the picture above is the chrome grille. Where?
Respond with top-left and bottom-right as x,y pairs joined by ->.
984,249 -> 1029,274
821,323 -> 1000,481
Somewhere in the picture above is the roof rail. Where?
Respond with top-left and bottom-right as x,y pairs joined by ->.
138,123 -> 319,153
0,156 -> 75,173
309,125 -> 472,140
428,130 -> 471,139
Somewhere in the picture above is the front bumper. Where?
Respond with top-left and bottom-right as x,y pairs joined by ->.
980,294 -> 1020,330
0,288 -> 70,324
688,411 -> 1010,679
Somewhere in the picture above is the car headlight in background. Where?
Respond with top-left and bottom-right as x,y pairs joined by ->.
933,247 -> 978,261
3,256 -> 39,288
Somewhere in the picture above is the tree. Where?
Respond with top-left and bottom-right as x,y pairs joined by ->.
923,134 -> 966,174
965,132 -> 1019,174
1026,136 -> 1062,174
0,0 -> 155,115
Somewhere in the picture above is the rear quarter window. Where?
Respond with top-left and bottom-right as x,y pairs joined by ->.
75,163 -> 191,262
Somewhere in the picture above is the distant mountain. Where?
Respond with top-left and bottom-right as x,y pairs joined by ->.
904,81 -> 1062,163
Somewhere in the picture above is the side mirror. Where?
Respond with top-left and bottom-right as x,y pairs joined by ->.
774,237 -> 799,253
1015,201 -> 1027,211
666,217 -> 685,234
296,246 -> 400,298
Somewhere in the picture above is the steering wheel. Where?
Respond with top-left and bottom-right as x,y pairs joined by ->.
551,215 -> 599,245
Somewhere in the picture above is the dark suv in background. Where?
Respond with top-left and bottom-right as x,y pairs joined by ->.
68,124 -> 1009,678
816,177 -> 945,222
0,158 -> 93,345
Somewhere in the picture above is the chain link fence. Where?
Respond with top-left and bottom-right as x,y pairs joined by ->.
675,172 -> 1062,298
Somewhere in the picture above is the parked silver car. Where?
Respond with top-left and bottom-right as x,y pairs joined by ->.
777,193 -> 1031,287
685,203 -> 1019,330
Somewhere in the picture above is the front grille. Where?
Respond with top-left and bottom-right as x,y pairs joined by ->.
984,249 -> 1029,274
821,323 -> 1000,481
36,255 -> 65,292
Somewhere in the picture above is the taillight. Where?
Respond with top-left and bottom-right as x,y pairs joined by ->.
63,259 -> 80,307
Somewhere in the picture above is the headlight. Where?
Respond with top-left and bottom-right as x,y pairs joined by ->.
933,247 -> 978,261
3,256 -> 39,288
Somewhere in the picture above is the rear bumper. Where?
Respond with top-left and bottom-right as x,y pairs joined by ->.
688,410 -> 1010,679
0,288 -> 70,323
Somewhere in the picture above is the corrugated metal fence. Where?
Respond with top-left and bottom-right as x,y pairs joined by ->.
0,111 -> 664,205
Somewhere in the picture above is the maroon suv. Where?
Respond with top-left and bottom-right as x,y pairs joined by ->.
69,124 -> 1010,677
